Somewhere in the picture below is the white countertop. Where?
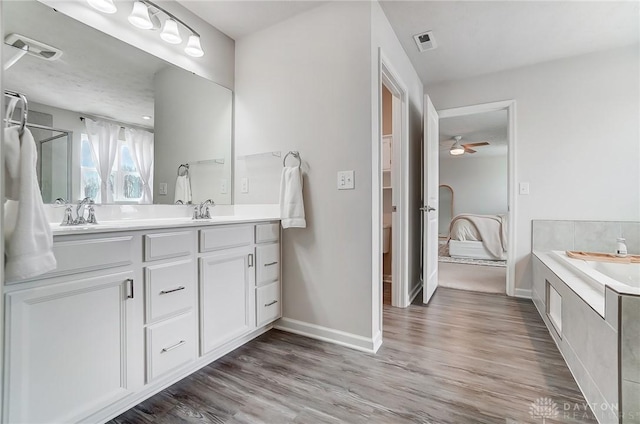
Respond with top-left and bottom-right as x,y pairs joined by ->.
49,204 -> 280,235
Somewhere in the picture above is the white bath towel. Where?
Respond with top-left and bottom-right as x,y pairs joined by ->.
174,175 -> 192,204
4,126 -> 57,281
279,166 -> 306,229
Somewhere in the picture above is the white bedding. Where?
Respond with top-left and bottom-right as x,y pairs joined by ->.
448,214 -> 507,260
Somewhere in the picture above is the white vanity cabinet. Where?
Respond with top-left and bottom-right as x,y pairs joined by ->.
143,230 -> 197,382
3,235 -> 144,424
199,226 -> 255,355
254,223 -> 282,327
3,218 -> 281,424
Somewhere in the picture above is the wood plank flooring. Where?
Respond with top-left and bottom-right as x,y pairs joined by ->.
109,288 -> 596,423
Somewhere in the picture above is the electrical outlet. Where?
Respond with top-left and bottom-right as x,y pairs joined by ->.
220,179 -> 228,194
337,171 -> 355,190
519,182 -> 530,195
241,178 -> 249,193
159,183 -> 167,195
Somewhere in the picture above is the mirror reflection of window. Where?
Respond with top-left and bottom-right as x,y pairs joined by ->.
80,134 -> 149,203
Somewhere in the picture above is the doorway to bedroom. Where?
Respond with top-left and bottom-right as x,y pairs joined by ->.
437,108 -> 509,294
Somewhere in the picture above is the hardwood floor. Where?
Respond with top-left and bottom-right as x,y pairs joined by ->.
109,288 -> 596,423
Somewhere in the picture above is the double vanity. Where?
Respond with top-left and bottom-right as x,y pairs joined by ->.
3,207 -> 281,423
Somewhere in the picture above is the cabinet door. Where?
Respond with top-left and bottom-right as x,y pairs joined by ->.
199,246 -> 254,355
4,271 -> 138,424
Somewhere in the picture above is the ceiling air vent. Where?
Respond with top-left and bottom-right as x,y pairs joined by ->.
5,33 -> 63,61
413,31 -> 437,53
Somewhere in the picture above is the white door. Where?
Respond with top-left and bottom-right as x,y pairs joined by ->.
422,95 -> 439,304
5,271 -> 138,423
199,246 -> 254,355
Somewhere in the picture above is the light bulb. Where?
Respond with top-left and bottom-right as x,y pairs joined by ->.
185,34 -> 204,57
160,19 -> 182,44
128,1 -> 153,30
449,144 -> 465,155
87,0 -> 117,14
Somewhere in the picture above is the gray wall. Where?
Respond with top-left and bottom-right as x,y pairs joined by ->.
428,45 -> 640,293
234,1 -> 424,343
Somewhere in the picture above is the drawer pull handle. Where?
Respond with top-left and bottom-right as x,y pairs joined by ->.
160,286 -> 186,295
126,278 -> 134,299
264,300 -> 278,307
264,261 -> 278,267
248,253 -> 254,267
161,340 -> 186,353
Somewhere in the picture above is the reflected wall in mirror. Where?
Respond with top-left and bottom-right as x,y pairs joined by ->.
3,0 -> 232,205
438,184 -> 454,237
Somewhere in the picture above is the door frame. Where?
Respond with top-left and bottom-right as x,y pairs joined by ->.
437,100 -> 517,296
372,49 -> 411,337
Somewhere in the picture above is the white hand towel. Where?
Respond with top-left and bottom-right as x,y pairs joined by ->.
174,175 -> 192,204
4,126 -> 57,281
279,166 -> 306,229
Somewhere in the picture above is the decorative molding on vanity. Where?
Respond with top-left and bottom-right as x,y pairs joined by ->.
514,288 -> 532,299
275,318 -> 381,353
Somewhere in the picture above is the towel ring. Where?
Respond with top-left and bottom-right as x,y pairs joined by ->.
4,90 -> 28,136
283,151 -> 301,167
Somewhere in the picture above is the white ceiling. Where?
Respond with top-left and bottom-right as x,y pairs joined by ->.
4,0 -> 167,128
380,0 -> 640,86
180,1 -> 639,86
439,109 -> 507,158
178,1 -> 326,40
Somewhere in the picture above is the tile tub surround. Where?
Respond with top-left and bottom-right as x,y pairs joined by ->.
532,220 -> 640,255
621,296 -> 640,424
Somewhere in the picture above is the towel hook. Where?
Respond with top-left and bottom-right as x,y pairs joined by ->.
283,151 -> 301,167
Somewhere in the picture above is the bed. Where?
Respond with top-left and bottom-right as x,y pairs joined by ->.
447,214 -> 507,260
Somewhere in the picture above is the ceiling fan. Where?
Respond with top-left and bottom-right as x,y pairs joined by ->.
448,136 -> 489,155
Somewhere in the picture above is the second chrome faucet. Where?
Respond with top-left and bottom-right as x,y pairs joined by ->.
193,199 -> 214,220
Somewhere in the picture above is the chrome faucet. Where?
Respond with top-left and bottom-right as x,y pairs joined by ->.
199,199 -> 214,219
192,199 -> 214,220
73,197 -> 97,225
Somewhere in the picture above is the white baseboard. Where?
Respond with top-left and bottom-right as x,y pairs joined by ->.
275,317 -> 379,353
514,288 -> 532,299
408,280 -> 422,304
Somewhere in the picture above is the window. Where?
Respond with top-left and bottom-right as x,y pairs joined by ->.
80,134 -> 145,203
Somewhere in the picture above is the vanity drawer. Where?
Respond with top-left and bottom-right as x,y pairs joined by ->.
255,223 -> 279,244
200,225 -> 253,252
256,281 -> 281,327
145,259 -> 195,323
15,235 -> 135,282
144,231 -> 194,262
256,243 -> 280,285
146,311 -> 196,382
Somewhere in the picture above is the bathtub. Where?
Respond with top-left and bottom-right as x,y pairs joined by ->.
552,251 -> 640,298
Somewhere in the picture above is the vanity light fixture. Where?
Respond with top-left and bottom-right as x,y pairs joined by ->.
128,1 -> 154,30
87,0 -> 204,58
87,0 -> 117,14
160,19 -> 182,44
449,136 -> 465,156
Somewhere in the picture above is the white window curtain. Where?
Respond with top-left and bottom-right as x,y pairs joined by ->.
125,128 -> 154,204
84,118 -> 120,203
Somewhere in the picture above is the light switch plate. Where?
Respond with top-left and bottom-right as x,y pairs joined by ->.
519,182 -> 530,195
241,178 -> 249,193
337,171 -> 355,190
159,183 -> 167,195
220,179 -> 228,194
